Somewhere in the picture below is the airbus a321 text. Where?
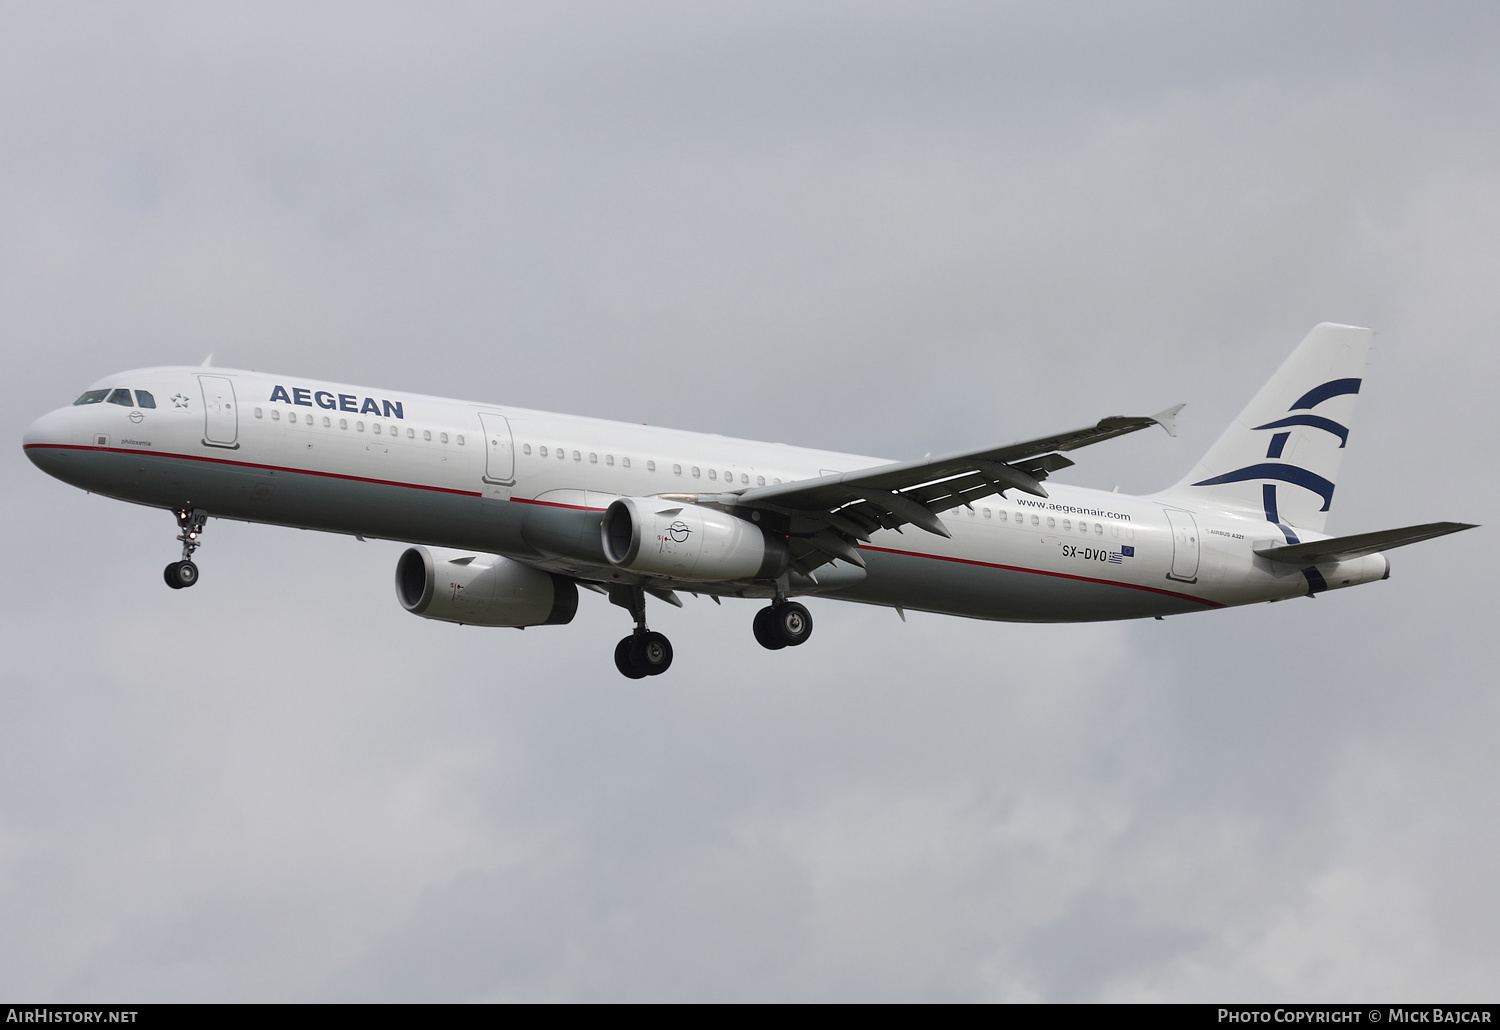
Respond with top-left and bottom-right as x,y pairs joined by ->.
23,324 -> 1474,678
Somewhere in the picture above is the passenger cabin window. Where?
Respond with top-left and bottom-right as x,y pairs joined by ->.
272,410 -> 280,421
673,464 -> 681,475
523,444 -> 531,455
605,455 -> 614,466
440,432 -> 448,443
135,391 -> 156,409
691,467 -> 701,478
425,431 -> 433,442
621,457 -> 630,468
457,435 -> 464,445
708,469 -> 717,480
254,408 -> 263,418
323,417 -> 331,427
340,419 -> 348,429
1095,523 -> 1104,535
107,389 -> 133,406
74,390 -> 108,405
645,460 -> 654,471
757,475 -> 765,486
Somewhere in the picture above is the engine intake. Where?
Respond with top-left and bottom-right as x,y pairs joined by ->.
396,547 -> 578,627
601,498 -> 789,581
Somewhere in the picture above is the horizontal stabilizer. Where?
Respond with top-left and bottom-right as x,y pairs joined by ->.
1253,521 -> 1476,565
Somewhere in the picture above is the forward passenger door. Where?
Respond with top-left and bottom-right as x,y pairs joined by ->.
199,375 -> 238,449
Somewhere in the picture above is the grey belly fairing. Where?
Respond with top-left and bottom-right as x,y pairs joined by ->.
66,450 -> 1203,624
817,548 -> 1206,623
59,450 -> 533,556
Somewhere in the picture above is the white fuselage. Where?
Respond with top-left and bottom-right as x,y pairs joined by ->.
22,366 -> 1389,624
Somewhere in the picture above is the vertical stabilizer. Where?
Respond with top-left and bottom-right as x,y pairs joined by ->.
1163,323 -> 1373,537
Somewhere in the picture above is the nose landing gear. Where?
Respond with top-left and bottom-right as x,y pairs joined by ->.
164,507 -> 208,590
610,585 -> 674,678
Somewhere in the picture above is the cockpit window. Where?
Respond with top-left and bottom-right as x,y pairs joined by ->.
135,390 -> 156,409
74,390 -> 109,405
106,388 -> 134,406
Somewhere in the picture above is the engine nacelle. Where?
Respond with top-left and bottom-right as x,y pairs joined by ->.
395,547 -> 578,627
601,498 -> 789,581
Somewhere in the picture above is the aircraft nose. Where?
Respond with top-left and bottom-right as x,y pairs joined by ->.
22,407 -> 74,468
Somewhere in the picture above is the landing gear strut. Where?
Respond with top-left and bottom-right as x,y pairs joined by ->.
610,585 -> 673,679
753,600 -> 813,650
164,507 -> 207,590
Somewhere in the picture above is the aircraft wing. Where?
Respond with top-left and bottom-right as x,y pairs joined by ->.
678,406 -> 1183,576
1253,522 -> 1476,564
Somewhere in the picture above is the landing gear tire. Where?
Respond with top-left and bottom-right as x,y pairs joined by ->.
609,586 -> 674,678
164,560 -> 199,590
753,606 -> 788,650
756,602 -> 813,648
615,636 -> 648,679
771,602 -> 812,646
615,632 -> 673,678
632,631 -> 674,676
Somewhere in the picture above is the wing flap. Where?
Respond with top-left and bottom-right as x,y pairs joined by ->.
665,410 -> 1178,571
737,411 -> 1174,519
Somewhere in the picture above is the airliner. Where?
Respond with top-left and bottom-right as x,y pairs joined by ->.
22,323 -> 1473,678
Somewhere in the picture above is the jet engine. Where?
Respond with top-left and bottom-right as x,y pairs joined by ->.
395,546 -> 578,627
601,498 -> 789,581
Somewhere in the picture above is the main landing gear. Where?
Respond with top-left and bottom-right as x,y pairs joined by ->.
604,587 -> 813,676
752,601 -> 813,650
163,507 -> 208,590
610,586 -> 674,679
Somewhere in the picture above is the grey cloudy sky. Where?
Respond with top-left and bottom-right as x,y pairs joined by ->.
2,1 -> 1496,1001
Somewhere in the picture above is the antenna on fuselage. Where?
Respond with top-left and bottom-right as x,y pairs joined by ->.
200,354 -> 214,367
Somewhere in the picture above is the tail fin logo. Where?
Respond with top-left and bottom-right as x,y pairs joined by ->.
1190,377 -> 1361,525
